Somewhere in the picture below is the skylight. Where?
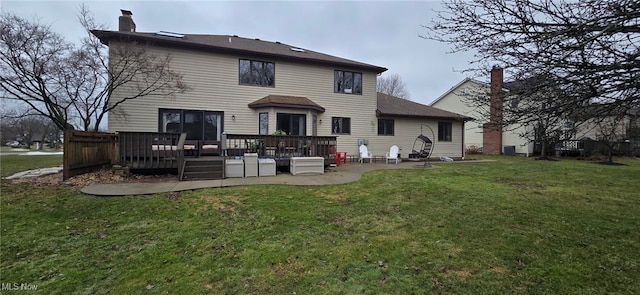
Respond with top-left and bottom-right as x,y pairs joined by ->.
290,47 -> 305,53
155,31 -> 185,38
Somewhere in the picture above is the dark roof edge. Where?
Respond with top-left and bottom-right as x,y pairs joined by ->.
376,110 -> 472,121
91,30 -> 388,74
248,102 -> 325,112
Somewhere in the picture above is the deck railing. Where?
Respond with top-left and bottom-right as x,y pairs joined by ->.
554,139 -> 632,156
224,134 -> 337,165
118,132 -> 186,170
117,132 -> 338,170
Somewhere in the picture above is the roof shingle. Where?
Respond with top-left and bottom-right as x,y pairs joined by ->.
248,95 -> 325,112
91,30 -> 387,74
377,93 -> 471,121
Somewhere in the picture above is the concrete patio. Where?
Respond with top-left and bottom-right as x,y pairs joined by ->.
81,159 -> 494,196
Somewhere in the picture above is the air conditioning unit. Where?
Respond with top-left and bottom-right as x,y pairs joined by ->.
344,89 -> 352,94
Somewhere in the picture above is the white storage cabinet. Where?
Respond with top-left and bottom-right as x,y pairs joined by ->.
225,159 -> 244,178
290,157 -> 324,175
244,153 -> 258,177
258,158 -> 276,177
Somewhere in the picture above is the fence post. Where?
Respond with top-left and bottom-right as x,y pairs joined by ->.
63,130 -> 71,180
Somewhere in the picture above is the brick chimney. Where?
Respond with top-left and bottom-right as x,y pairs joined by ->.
482,66 -> 504,155
118,9 -> 136,32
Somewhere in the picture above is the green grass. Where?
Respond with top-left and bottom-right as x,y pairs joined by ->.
1,156 -> 639,294
0,154 -> 62,177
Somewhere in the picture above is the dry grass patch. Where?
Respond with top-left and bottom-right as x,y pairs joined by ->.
196,195 -> 247,211
448,268 -> 475,280
318,192 -> 348,202
490,266 -> 509,274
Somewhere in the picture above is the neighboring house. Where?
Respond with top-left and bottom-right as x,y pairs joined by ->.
432,67 -> 637,157
562,106 -> 639,156
92,10 -> 470,159
430,68 -> 534,156
570,107 -> 638,141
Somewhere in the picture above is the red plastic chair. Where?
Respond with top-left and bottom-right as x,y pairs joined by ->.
335,151 -> 347,166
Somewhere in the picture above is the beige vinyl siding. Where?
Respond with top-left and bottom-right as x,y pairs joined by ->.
108,42 -> 379,152
432,79 -> 533,155
575,117 -> 630,141
368,118 -> 464,159
431,80 -> 485,151
502,123 -> 534,155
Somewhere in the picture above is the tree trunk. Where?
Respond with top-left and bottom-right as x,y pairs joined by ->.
539,138 -> 550,160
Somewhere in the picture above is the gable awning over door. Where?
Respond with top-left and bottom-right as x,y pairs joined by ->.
248,95 -> 325,112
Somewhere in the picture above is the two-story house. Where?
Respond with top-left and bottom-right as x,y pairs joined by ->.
92,10 -> 469,171
432,67 -> 638,157
431,68 -> 534,156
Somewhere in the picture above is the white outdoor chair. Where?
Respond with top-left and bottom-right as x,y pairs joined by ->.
358,144 -> 372,163
386,145 -> 400,164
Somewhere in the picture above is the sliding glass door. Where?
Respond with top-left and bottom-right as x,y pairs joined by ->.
159,109 -> 223,141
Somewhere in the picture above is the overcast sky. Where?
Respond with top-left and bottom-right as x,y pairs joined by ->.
2,0 -> 484,106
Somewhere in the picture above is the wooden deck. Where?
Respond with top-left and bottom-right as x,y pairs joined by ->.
117,132 -> 339,179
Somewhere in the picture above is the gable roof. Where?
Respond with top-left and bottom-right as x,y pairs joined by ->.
377,93 -> 472,121
248,95 -> 325,112
91,30 -> 387,74
429,78 -> 485,106
429,78 -> 512,107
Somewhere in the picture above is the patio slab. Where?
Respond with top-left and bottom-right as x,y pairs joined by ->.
80,159 -> 495,196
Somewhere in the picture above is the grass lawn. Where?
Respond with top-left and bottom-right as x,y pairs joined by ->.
0,154 -> 62,177
1,156 -> 639,294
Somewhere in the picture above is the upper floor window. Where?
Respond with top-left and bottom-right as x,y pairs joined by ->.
438,122 -> 452,141
331,117 -> 351,134
239,59 -> 275,87
378,119 -> 394,136
334,70 -> 362,94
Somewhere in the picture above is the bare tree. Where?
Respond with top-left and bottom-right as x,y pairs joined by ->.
376,73 -> 410,99
1,108 -> 55,149
0,5 -> 189,132
1,14 -> 75,131
423,0 -> 640,123
459,73 -> 575,159
580,106 -> 632,163
0,109 -> 20,145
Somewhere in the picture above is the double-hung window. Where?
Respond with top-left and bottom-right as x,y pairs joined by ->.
334,70 -> 362,94
239,59 -> 275,87
438,122 -> 453,141
331,117 -> 351,134
259,112 -> 269,135
378,119 -> 394,136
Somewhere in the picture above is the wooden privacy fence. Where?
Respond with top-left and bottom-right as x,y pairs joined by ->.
63,130 -> 118,180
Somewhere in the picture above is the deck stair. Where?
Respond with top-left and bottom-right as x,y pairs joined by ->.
180,157 -> 224,180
